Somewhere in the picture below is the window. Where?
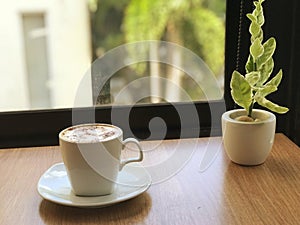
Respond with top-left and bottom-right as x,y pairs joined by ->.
0,0 -> 298,148
0,0 -> 226,148
1,1 -> 225,112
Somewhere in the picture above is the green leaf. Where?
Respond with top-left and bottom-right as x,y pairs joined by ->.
257,37 -> 276,69
255,85 -> 277,98
245,72 -> 260,86
249,20 -> 259,35
257,57 -> 274,85
254,3 -> 264,26
230,71 -> 252,112
256,96 -> 289,114
246,55 -> 255,73
265,69 -> 283,87
257,12 -> 264,27
255,71 -> 282,100
251,30 -> 263,44
250,38 -> 264,61
246,13 -> 256,22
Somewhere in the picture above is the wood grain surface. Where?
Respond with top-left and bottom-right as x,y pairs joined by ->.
0,134 -> 299,225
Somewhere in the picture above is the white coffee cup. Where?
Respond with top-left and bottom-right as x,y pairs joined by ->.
59,123 -> 144,196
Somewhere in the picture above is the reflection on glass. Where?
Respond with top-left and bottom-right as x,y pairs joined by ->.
0,0 -> 225,112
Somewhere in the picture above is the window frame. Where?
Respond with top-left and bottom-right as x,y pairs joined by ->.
0,100 -> 224,148
1,0 -> 299,148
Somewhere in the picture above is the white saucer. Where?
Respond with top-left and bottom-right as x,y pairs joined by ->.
37,163 -> 151,208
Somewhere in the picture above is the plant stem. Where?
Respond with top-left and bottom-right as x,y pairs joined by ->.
248,101 -> 254,118
247,61 -> 257,118
253,62 -> 257,71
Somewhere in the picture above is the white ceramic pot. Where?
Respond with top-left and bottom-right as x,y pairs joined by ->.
222,109 -> 276,166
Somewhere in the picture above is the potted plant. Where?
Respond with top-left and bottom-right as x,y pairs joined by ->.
222,0 -> 289,165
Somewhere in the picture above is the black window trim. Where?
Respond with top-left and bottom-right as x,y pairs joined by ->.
0,100 -> 225,148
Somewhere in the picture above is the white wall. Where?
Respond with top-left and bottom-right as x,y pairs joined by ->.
0,0 -> 92,111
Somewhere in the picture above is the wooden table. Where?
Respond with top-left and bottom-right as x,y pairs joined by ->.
1,134 -> 299,225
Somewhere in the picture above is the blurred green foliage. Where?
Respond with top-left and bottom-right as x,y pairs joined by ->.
90,0 -> 225,76
89,0 -> 225,101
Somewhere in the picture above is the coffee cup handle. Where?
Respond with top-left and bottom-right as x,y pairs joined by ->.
120,138 -> 143,170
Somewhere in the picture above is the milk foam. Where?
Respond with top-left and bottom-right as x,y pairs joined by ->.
61,124 -> 120,143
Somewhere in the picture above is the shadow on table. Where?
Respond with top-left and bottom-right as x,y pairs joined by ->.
39,192 -> 152,224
